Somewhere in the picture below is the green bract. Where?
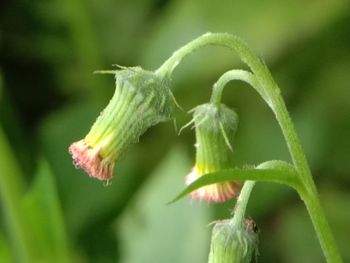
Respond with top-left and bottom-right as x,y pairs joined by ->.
193,103 -> 239,168
208,218 -> 259,263
69,67 -> 174,180
185,103 -> 240,203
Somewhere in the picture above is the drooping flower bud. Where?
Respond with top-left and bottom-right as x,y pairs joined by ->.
208,218 -> 259,263
185,103 -> 240,202
69,67 -> 174,181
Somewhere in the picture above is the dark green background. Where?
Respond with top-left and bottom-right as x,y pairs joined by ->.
1,0 -> 349,262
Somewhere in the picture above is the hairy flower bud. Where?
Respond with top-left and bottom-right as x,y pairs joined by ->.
208,218 -> 259,263
69,67 -> 174,180
185,103 -> 240,202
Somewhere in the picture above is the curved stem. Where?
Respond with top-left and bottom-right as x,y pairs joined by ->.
158,33 -> 342,263
214,71 -> 341,262
231,181 -> 255,228
156,33 -> 307,175
263,88 -> 341,263
210,70 -> 255,106
210,69 -> 265,106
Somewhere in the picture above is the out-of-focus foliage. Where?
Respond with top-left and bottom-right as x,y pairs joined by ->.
118,147 -> 210,263
22,160 -> 70,262
0,0 -> 349,262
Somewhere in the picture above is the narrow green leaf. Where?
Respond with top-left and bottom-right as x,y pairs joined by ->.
22,159 -> 71,263
0,125 -> 37,262
168,161 -> 299,204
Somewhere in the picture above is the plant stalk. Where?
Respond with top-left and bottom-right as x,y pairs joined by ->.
231,181 -> 255,228
157,32 -> 342,263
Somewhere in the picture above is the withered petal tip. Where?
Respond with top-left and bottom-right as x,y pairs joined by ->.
69,140 -> 114,181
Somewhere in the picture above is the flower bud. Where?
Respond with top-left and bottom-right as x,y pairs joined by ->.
69,67 -> 174,180
208,218 -> 259,263
185,103 -> 240,202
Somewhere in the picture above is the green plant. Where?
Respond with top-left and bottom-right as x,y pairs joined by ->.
69,33 -> 342,262
163,33 -> 342,263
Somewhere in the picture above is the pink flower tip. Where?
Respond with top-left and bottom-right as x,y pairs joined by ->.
185,167 -> 240,203
69,140 -> 114,181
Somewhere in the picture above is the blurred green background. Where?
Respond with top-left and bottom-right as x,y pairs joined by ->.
1,0 -> 350,262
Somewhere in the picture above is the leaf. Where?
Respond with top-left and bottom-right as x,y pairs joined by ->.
169,160 -> 299,204
22,159 -> 70,263
0,125 -> 36,262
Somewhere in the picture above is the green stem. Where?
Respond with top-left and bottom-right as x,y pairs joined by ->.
0,127 -> 36,262
231,181 -> 255,228
214,71 -> 341,262
267,92 -> 341,263
299,186 -> 342,262
158,33 -> 342,263
210,70 -> 256,106
210,69 -> 264,106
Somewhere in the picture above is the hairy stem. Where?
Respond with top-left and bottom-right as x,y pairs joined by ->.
210,69 -> 266,105
158,33 -> 342,263
271,93 -> 341,262
213,69 -> 341,262
231,181 -> 255,228
210,70 -> 258,106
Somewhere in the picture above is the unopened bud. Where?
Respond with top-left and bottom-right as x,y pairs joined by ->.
185,103 -> 240,202
69,67 -> 174,180
208,218 -> 259,263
